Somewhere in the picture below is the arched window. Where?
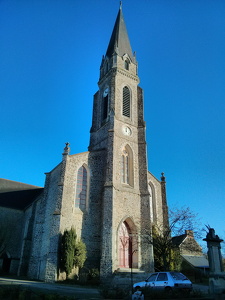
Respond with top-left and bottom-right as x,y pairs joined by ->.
75,165 -> 88,210
121,145 -> 133,186
123,86 -> 130,118
149,182 -> 156,224
122,149 -> 129,184
124,59 -> 129,70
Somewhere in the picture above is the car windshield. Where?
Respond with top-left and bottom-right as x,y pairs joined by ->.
146,273 -> 158,282
170,272 -> 187,280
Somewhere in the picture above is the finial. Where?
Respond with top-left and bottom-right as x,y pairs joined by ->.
63,142 -> 70,156
161,172 -> 165,182
120,1 -> 122,9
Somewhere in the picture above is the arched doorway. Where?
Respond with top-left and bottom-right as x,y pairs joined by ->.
118,219 -> 138,268
1,252 -> 11,273
118,221 -> 132,268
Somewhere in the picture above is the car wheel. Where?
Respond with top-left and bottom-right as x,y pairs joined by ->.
164,286 -> 172,293
183,289 -> 191,296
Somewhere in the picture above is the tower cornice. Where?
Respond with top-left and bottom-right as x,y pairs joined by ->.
98,67 -> 139,86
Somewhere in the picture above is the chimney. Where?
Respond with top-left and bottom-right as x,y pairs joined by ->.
185,230 -> 194,238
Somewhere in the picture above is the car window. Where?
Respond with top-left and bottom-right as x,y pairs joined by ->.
170,272 -> 187,280
156,273 -> 168,281
147,273 -> 158,282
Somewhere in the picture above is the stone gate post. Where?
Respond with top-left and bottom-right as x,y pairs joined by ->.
203,228 -> 225,299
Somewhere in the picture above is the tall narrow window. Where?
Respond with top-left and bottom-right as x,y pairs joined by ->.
124,59 -> 129,70
102,88 -> 109,121
75,166 -> 87,210
122,150 -> 129,184
121,145 -> 133,186
102,94 -> 108,120
123,86 -> 130,118
149,182 -> 156,224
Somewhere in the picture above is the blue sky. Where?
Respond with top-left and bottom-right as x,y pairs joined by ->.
0,0 -> 225,244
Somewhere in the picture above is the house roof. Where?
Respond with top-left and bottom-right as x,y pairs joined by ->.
0,178 -> 43,210
0,178 -> 42,192
172,234 -> 187,246
182,255 -> 209,268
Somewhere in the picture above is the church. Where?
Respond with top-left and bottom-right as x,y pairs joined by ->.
0,4 -> 168,282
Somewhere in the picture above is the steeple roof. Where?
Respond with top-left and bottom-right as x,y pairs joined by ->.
106,4 -> 135,62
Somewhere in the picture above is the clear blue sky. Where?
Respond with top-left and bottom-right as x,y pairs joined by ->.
1,1 -> 225,244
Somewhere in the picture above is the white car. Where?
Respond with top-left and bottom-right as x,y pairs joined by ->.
133,271 -> 192,293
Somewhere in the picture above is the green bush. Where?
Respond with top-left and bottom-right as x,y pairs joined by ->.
73,240 -> 86,269
60,227 -> 86,278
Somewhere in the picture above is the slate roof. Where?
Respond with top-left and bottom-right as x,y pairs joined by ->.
172,234 -> 187,246
182,255 -> 209,268
0,178 -> 43,210
106,5 -> 135,62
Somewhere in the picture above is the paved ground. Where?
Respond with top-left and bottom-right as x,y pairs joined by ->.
0,276 -> 212,299
0,277 -> 103,299
192,283 -> 210,294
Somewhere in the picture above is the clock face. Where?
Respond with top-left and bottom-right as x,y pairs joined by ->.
122,126 -> 132,136
103,88 -> 109,97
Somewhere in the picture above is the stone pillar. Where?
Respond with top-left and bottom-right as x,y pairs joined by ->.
160,173 -> 169,230
203,228 -> 225,298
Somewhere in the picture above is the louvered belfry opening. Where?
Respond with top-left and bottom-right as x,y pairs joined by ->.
123,86 -> 130,117
102,94 -> 108,121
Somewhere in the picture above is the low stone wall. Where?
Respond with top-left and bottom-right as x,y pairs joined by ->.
104,269 -> 148,289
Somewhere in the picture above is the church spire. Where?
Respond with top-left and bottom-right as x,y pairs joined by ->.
105,4 -> 135,62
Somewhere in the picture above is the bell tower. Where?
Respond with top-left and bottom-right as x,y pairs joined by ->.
89,4 -> 154,278
89,3 -> 139,151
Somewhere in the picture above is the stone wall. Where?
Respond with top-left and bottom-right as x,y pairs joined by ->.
147,172 -> 164,228
18,202 -> 36,276
28,163 -> 62,281
59,149 -> 107,273
0,207 -> 25,274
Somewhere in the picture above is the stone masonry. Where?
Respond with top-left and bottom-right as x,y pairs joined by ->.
0,5 -> 169,283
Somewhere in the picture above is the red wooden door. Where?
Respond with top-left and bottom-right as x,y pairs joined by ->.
118,222 -> 132,268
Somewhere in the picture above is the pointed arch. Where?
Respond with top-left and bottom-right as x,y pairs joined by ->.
122,86 -> 131,118
121,144 -> 134,186
75,164 -> 89,210
117,217 -> 138,268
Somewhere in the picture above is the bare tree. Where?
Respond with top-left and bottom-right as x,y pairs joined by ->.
169,206 -> 202,238
142,206 -> 202,271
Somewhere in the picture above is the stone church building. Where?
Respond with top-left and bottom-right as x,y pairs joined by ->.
0,5 -> 168,282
